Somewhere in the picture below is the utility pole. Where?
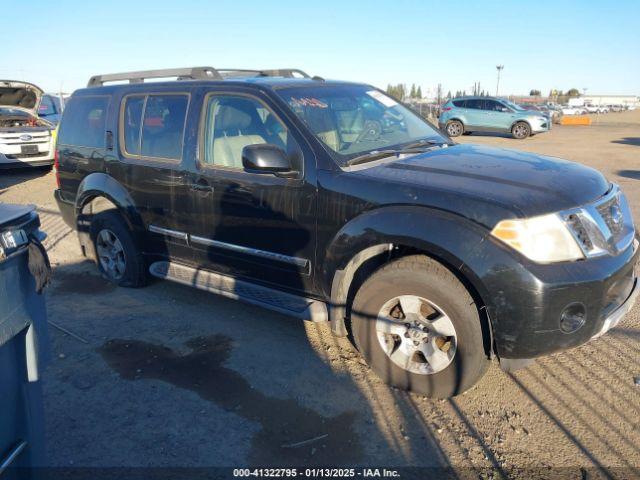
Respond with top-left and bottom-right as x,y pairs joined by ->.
495,65 -> 504,96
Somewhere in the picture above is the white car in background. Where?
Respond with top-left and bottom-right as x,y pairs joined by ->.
0,80 -> 55,169
560,105 -> 582,115
585,104 -> 609,114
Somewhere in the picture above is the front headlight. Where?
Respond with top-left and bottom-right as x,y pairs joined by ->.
491,213 -> 584,263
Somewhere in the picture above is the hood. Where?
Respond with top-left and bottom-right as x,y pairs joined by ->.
353,143 -> 609,224
0,80 -> 43,114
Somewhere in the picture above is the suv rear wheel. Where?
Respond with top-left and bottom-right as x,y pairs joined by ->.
350,255 -> 489,398
511,121 -> 531,139
445,120 -> 464,137
90,210 -> 146,287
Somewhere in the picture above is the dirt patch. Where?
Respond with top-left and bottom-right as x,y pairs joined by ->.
98,335 -> 362,466
53,271 -> 116,295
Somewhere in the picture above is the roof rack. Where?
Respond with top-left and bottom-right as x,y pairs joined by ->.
87,67 -> 223,87
87,67 -> 314,87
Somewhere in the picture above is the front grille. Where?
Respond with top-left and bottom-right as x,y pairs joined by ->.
563,184 -> 634,258
596,196 -> 624,235
5,152 -> 49,159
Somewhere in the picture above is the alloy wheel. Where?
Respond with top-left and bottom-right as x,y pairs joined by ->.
96,229 -> 127,280
375,295 -> 457,375
447,122 -> 462,136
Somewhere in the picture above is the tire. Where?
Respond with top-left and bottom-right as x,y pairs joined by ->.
511,121 -> 531,139
89,210 -> 146,287
445,120 -> 464,137
350,255 -> 490,398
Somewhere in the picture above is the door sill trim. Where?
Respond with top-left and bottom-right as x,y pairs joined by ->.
149,261 -> 327,322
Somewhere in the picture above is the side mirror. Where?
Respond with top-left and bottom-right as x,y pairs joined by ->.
242,144 -> 293,175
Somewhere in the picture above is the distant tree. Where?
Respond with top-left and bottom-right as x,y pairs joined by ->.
386,83 -> 408,101
567,88 -> 580,97
462,90 -> 467,97
530,89 -> 541,96
446,90 -> 452,99
410,84 -> 416,98
416,86 -> 422,99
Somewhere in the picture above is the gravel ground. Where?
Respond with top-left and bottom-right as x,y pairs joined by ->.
1,110 -> 639,479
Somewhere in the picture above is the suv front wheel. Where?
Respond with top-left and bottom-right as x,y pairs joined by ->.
89,210 -> 146,287
511,121 -> 531,139
350,255 -> 489,398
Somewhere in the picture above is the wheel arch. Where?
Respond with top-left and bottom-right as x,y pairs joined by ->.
323,206 -> 494,356
74,173 -> 145,257
446,118 -> 465,128
511,118 -> 532,131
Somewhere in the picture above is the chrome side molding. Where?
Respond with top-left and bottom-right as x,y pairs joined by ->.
148,225 -> 310,272
148,225 -> 188,242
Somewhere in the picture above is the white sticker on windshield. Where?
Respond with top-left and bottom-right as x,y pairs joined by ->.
366,90 -> 398,108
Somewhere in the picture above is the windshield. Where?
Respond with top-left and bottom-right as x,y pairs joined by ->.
502,99 -> 525,111
277,85 -> 447,164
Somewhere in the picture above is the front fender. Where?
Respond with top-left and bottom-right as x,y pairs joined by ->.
321,206 -> 495,337
323,206 -> 489,292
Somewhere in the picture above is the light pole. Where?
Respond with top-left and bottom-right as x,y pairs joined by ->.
495,65 -> 504,96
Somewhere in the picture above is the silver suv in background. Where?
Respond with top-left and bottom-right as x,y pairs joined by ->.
0,80 -> 55,168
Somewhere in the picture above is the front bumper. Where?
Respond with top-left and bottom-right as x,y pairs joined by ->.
530,119 -> 550,133
0,151 -> 54,168
465,234 -> 639,359
591,276 -> 638,340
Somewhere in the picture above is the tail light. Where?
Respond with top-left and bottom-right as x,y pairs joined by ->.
53,149 -> 60,189
441,106 -> 452,111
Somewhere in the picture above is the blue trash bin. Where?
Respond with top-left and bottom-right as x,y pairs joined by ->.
0,203 -> 50,479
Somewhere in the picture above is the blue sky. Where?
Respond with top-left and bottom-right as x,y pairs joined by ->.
1,0 -> 638,96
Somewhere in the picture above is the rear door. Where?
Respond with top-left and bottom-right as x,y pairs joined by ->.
463,99 -> 484,129
184,88 -> 317,293
106,90 -> 192,262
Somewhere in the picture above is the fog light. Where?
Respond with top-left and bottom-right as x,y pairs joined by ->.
560,303 -> 586,333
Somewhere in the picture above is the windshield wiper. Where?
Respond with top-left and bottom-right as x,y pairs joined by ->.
402,138 -> 452,149
346,147 -> 433,166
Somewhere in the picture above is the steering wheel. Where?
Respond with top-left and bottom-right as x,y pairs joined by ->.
354,120 -> 382,143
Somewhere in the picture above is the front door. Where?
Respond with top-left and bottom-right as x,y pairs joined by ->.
485,99 -> 515,130
187,92 -> 317,293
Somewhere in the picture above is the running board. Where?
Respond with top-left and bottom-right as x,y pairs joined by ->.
149,261 -> 328,323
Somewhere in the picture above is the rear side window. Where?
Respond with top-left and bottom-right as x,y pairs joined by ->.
58,96 -> 109,147
465,99 -> 484,110
120,94 -> 188,161
122,96 -> 144,155
452,100 -> 466,108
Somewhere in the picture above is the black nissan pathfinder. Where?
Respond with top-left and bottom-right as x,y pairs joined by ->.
54,67 -> 638,397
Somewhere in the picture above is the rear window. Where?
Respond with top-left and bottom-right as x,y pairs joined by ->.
452,100 -> 465,108
58,96 -> 109,148
120,94 -> 188,160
